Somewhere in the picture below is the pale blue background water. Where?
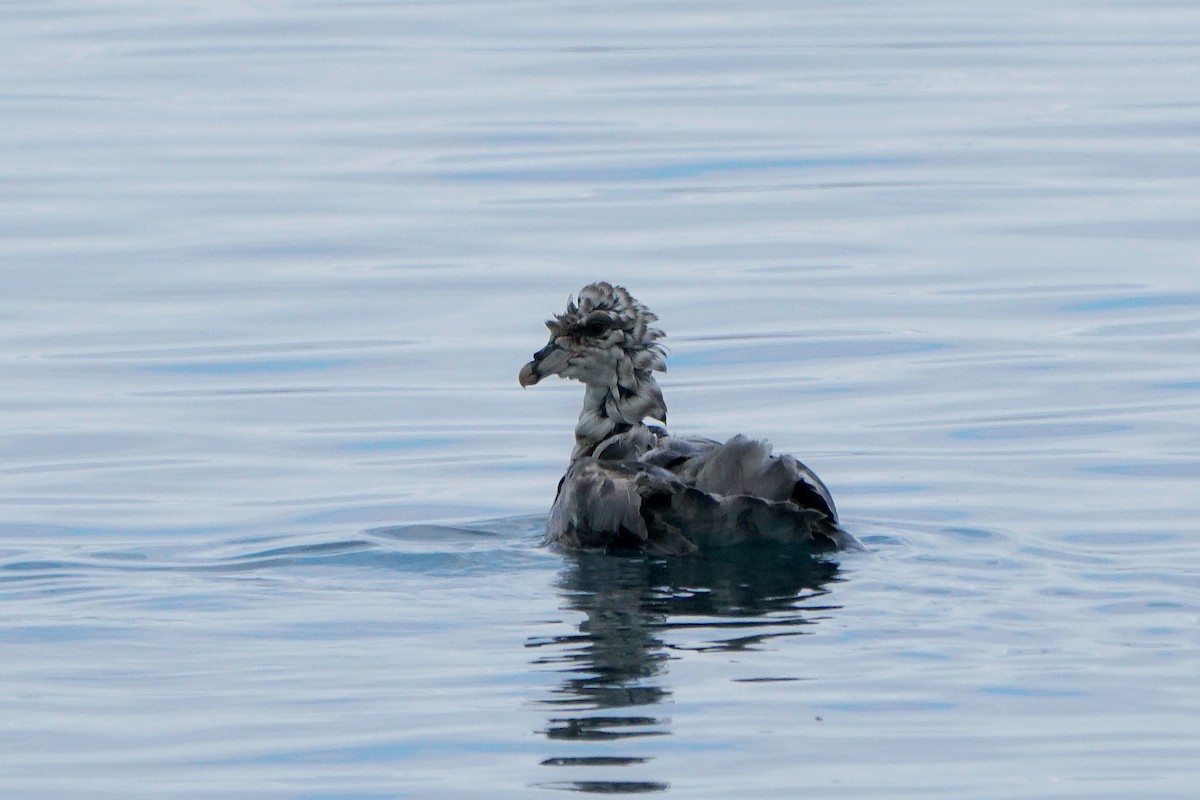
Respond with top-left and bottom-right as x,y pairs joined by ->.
3,2 -> 1198,798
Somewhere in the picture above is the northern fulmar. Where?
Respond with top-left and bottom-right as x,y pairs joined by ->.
520,282 -> 861,556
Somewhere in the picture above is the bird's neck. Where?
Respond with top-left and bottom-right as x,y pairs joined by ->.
572,372 -> 667,460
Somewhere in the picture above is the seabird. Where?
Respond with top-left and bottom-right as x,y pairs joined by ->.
520,282 -> 861,555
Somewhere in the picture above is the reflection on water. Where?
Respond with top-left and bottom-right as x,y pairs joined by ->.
529,547 -> 842,794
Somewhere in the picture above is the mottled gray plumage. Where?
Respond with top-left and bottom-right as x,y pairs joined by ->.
520,282 -> 861,555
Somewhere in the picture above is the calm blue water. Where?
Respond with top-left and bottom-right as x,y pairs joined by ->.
3,2 -> 1198,797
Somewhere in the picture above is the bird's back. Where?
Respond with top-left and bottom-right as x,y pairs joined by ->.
545,434 -> 859,555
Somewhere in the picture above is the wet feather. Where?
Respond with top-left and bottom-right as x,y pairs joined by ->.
520,282 -> 862,555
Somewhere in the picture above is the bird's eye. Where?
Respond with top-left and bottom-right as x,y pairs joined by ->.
579,320 -> 608,338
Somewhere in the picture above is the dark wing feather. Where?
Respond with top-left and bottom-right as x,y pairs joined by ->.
547,445 -> 860,553
644,434 -> 838,521
545,458 -> 700,555
639,434 -> 721,471
639,434 -> 858,551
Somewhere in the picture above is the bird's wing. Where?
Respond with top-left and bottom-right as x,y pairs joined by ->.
545,458 -> 699,555
645,434 -> 838,522
548,437 -> 857,554
639,434 -> 721,470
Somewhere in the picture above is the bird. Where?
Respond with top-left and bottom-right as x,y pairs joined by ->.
519,282 -> 861,556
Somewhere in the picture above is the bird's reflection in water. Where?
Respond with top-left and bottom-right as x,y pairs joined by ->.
527,545 -> 843,794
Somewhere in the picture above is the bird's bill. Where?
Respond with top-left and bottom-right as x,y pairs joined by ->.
519,341 -> 571,387
518,360 -> 541,387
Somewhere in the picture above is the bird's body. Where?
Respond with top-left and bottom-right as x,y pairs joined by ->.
520,282 -> 860,555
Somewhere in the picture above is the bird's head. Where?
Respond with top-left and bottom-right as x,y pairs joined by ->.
519,282 -> 666,389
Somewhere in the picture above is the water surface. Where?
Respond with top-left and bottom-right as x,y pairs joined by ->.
2,1 -> 1198,797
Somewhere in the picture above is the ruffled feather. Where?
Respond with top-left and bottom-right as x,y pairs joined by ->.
521,282 -> 861,555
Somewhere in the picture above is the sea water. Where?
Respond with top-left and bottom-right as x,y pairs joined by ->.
2,2 -> 1198,797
